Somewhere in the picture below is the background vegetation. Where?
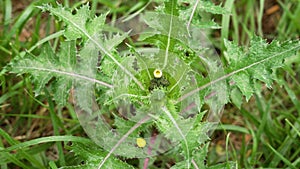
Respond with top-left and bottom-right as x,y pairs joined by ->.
0,0 -> 299,168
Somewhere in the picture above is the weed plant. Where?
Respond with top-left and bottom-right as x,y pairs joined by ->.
0,0 -> 299,169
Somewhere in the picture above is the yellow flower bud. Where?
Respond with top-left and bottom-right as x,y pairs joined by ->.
136,138 -> 146,148
153,69 -> 162,78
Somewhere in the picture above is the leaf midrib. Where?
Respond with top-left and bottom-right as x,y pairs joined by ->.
14,66 -> 113,88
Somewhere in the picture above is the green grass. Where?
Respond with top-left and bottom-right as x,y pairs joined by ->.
1,0 -> 300,168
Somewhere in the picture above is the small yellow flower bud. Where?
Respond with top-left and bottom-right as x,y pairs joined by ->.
153,69 -> 162,78
136,138 -> 146,148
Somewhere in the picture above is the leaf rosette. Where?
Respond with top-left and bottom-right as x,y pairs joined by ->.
73,11 -> 226,159
10,3 -> 227,163
7,2 -> 300,168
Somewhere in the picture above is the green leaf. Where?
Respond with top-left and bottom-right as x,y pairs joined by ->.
178,0 -> 230,16
62,143 -> 135,169
199,1 -> 229,15
232,72 -> 253,101
50,78 -> 72,106
11,42 -> 76,106
230,87 -> 243,109
10,41 -> 111,106
189,20 -> 221,29
186,122 -> 211,148
191,143 -> 209,169
170,160 -> 189,169
208,161 -> 237,169
86,12 -> 108,36
102,32 -> 130,51
113,114 -> 152,136
100,58 -> 116,77
142,12 -> 189,43
78,37 -> 98,76
177,0 -> 228,28
164,0 -> 179,16
223,39 -> 244,65
41,4 -> 144,90
40,4 -> 106,41
224,36 -> 300,101
63,5 -> 90,40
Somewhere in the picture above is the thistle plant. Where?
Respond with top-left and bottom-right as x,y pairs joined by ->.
7,0 -> 300,168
